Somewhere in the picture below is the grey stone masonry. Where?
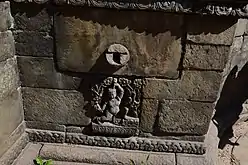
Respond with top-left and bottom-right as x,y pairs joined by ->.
0,1 -> 25,160
22,87 -> 91,126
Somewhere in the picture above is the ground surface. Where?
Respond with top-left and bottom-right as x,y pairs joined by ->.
217,114 -> 248,165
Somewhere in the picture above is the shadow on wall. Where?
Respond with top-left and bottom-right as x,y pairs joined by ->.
213,63 -> 248,149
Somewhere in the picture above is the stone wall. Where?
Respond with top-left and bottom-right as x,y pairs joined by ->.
0,1 -> 25,158
10,2 -> 237,143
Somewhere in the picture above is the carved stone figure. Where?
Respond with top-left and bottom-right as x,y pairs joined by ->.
94,78 -> 124,124
90,77 -> 142,136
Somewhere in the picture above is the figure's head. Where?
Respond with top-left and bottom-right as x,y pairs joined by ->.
108,88 -> 117,99
113,78 -> 118,84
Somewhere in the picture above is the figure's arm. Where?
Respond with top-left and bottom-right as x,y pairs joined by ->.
102,102 -> 107,111
115,83 -> 124,101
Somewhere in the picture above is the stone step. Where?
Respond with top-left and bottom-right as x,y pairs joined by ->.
53,161 -> 104,165
12,143 -> 42,165
39,143 -> 176,165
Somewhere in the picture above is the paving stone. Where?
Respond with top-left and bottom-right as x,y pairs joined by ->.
0,133 -> 28,165
186,15 -> 237,45
53,161 -> 103,165
0,31 -> 15,62
17,56 -> 81,89
0,1 -> 13,32
39,143 -> 176,165
54,8 -> 182,78
0,122 -> 25,158
157,100 -> 214,135
22,87 -> 91,126
14,32 -> 53,57
232,132 -> 248,165
12,143 -> 42,165
184,44 -> 230,70
143,71 -> 221,102
176,154 -> 207,165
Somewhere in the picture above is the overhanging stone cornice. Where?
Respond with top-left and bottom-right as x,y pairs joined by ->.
11,0 -> 248,17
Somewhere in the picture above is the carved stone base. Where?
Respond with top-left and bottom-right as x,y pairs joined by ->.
92,123 -> 138,136
26,128 -> 206,155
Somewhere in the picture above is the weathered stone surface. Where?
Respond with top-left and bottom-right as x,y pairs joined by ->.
13,7 -> 52,32
55,8 -> 182,78
0,31 -> 15,62
232,131 -> 248,165
64,133 -> 206,154
0,58 -> 19,101
0,133 -> 28,165
53,162 -> 101,165
184,44 -> 230,70
143,71 -> 221,102
235,19 -> 248,37
66,126 -> 82,133
225,36 -> 243,72
186,15 -> 237,45
0,1 -> 13,32
0,121 -> 25,157
157,100 -> 214,135
12,143 -> 42,165
27,129 -> 65,143
17,56 -> 81,89
22,87 -> 91,126
0,89 -> 23,157
40,143 -> 176,165
26,121 -> 66,132
176,154 -> 207,165
140,99 -> 159,133
14,32 -> 53,57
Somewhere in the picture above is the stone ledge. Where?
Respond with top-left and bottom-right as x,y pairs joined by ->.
12,143 -> 42,165
26,128 -> 206,155
11,0 -> 248,17
0,133 -> 29,165
39,143 -> 176,165
0,121 -> 25,157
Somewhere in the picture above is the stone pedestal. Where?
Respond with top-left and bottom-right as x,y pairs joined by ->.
1,0 -> 248,164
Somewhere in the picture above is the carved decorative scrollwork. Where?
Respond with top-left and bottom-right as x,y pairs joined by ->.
14,0 -> 248,17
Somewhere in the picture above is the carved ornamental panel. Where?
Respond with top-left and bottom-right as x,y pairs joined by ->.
90,77 -> 142,136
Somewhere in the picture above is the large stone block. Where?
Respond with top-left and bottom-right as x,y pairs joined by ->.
157,100 -> 213,135
143,71 -> 221,102
22,87 -> 91,126
0,90 -> 24,157
186,15 -> 237,45
176,154 -> 207,165
12,6 -> 52,32
54,8 -> 182,78
184,44 -> 230,70
0,1 -> 13,32
0,31 -> 14,62
0,58 -> 19,101
140,99 -> 159,133
17,56 -> 80,89
14,32 -> 53,57
39,143 -> 176,165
